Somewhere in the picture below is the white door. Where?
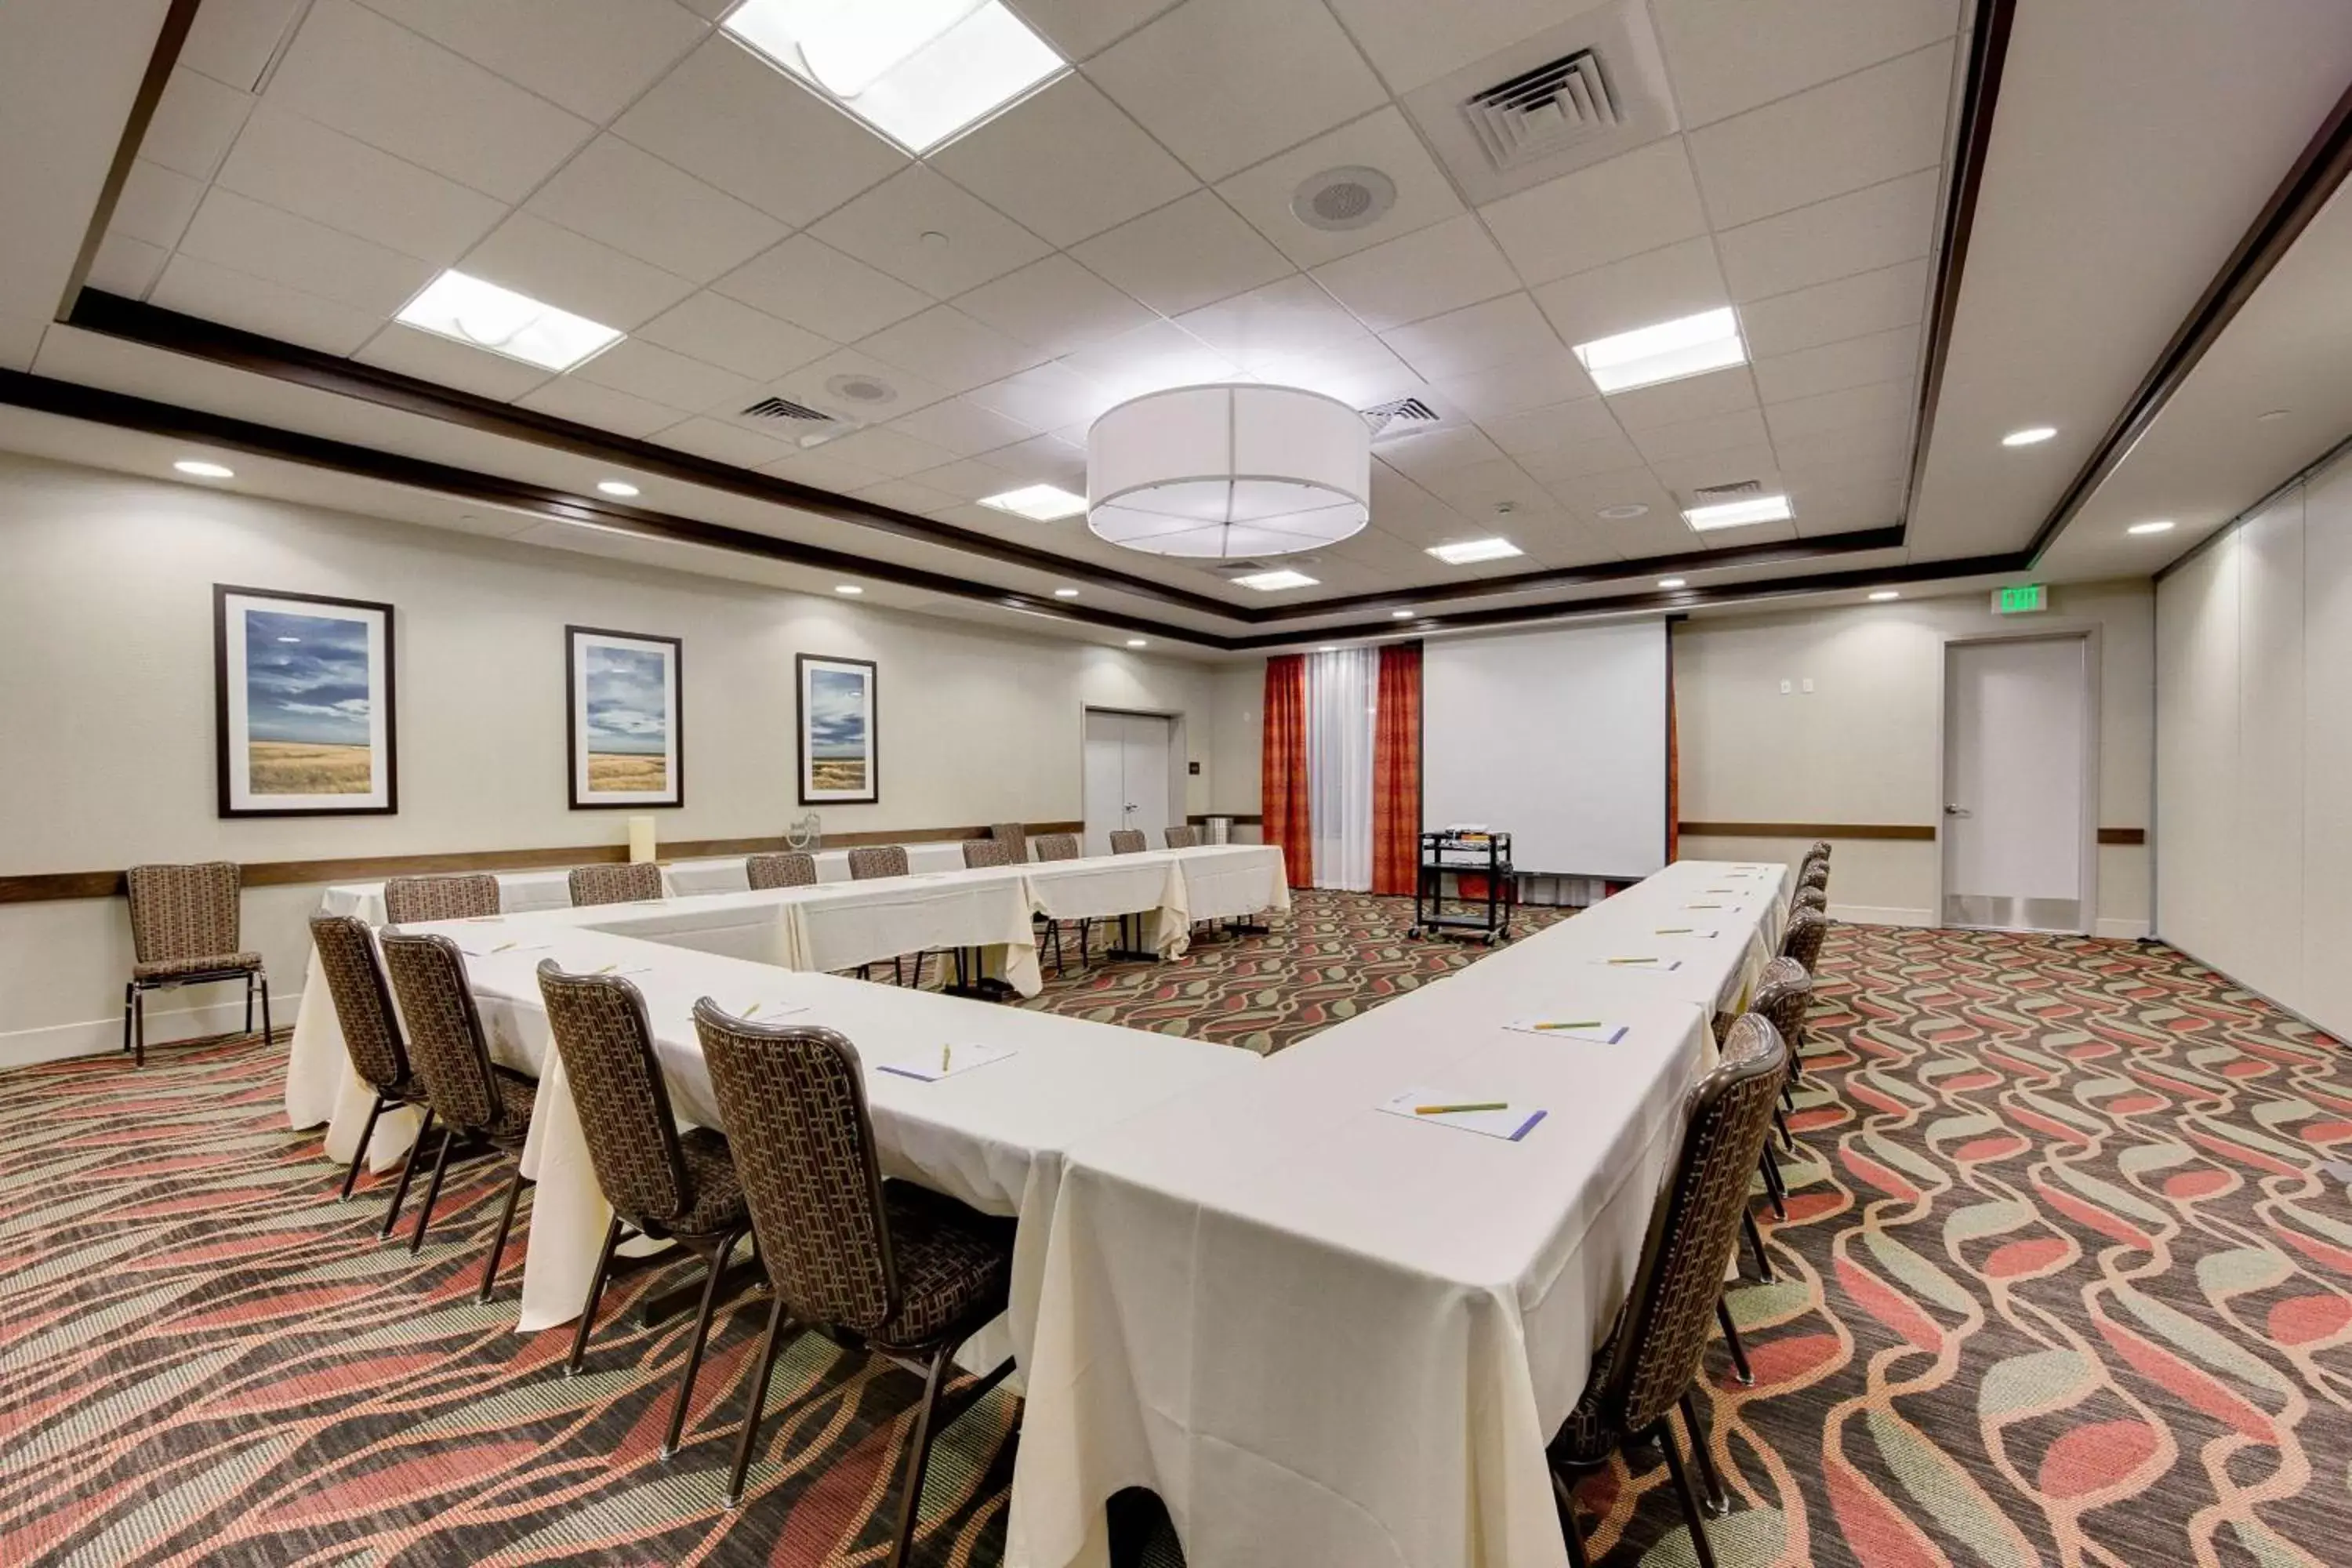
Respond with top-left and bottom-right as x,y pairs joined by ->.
1942,637 -> 2092,932
1082,710 -> 1174,855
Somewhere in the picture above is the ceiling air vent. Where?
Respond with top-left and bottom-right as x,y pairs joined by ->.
1691,479 -> 1765,499
1359,395 -> 1443,441
1462,50 -> 1617,172
739,396 -> 837,423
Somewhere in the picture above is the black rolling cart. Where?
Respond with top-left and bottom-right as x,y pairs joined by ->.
1406,829 -> 1515,945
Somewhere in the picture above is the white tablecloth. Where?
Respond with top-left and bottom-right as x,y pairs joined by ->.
1163,844 -> 1291,924
661,840 -> 975,897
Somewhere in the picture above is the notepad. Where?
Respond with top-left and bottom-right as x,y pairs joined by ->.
876,1041 -> 1017,1082
1653,926 -> 1722,939
1589,956 -> 1683,972
1504,1018 -> 1629,1044
1378,1087 -> 1545,1142
458,938 -> 550,957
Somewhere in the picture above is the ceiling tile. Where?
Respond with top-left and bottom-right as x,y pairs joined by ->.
794,426 -> 956,481
1380,292 -> 1562,382
762,447 -> 890,494
909,454 -> 1031,502
1434,347 -> 1596,421
1214,107 -> 1466,269
1603,365 -> 1759,431
649,414 -> 800,467
463,211 -> 698,328
929,75 -> 1197,248
356,321 -> 556,398
885,398 -> 1039,459
1417,456 -> 1552,517
952,256 -> 1157,357
86,234 -> 169,299
1479,139 -> 1710,288
1784,477 -> 1905,535
612,38 -> 908,227
213,101 -> 505,265
1248,336 -> 1421,408
851,477 -> 965,517
965,361 -> 1126,430
177,187 -> 436,313
1761,377 -> 1914,442
988,432 -> 1091,487
635,292 -> 831,382
713,237 -> 930,342
1058,321 -> 1237,401
147,252 -> 385,353
1653,0 -> 1961,128
111,161 -> 205,250
1716,169 -> 1939,302
354,0 -> 710,122
143,67 -> 255,181
265,0 -> 593,202
1770,422 -> 1909,479
1736,257 -> 1928,358
1174,276 -> 1365,366
1087,0 -> 1388,182
859,307 -> 1049,394
1530,236 -> 1730,353
1544,464 -> 1682,522
1069,191 -> 1294,316
524,135 -> 787,284
571,336 -> 760,413
1515,430 -> 1646,483
1321,0 -> 1577,97
1015,0 -> 1185,61
812,165 -> 1051,298
1695,517 -> 1798,550
1312,214 -> 1519,331
1754,324 -> 1921,404
1479,397 -> 1624,456
1687,43 -> 1955,230
514,373 -> 688,438
180,0 -> 308,92
1376,424 -> 1504,481
1628,406 -> 1769,463
763,347 -> 955,423
1644,441 -> 1779,496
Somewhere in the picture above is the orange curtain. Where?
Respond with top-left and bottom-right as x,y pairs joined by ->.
1372,643 -> 1421,895
1261,655 -> 1312,888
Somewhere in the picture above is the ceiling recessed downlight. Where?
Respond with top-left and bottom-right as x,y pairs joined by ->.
1125,638 -> 1148,648
835,584 -> 865,594
2127,520 -> 2176,535
1392,608 -> 1415,619
1657,577 -> 1686,590
1573,308 -> 1747,394
980,484 -> 1088,521
2001,426 -> 2057,446
596,480 -> 640,497
1427,536 -> 1523,565
1597,503 -> 1650,520
174,459 -> 234,479
1869,590 -> 1900,601
723,0 -> 1065,154
396,270 -> 621,371
1682,495 -> 1791,530
1233,569 -> 1319,591
1053,587 -> 1080,598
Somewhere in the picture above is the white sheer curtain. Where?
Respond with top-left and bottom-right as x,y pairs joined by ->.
1307,647 -> 1377,891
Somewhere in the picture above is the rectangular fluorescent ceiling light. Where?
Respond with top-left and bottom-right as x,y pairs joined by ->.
1682,494 -> 1793,530
724,0 -> 1066,154
979,483 -> 1087,521
1573,307 -> 1747,394
395,270 -> 621,372
1427,537 -> 1523,564
1233,569 -> 1319,591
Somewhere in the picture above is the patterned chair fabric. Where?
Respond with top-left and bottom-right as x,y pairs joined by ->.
384,873 -> 499,925
126,862 -> 257,978
1794,885 -> 1828,913
379,932 -> 534,1145
1808,840 -> 1832,862
310,914 -> 411,1094
1033,833 -> 1082,862
848,845 -> 909,880
746,851 -> 818,891
961,837 -> 1014,869
536,964 -> 745,1240
693,1006 -> 1012,1348
1163,825 -> 1200,849
989,822 -> 1029,863
1798,861 -> 1830,891
1108,829 -> 1146,855
569,862 -> 664,907
1781,907 -> 1829,975
1746,957 -> 1812,1059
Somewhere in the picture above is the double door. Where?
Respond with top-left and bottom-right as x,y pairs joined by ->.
1083,710 -> 1174,857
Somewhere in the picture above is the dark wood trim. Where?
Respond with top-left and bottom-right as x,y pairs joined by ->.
2025,77 -> 2352,564
56,0 -> 202,315
2096,827 -> 2146,846
1679,822 -> 1937,842
0,820 -> 1087,905
565,625 -> 684,809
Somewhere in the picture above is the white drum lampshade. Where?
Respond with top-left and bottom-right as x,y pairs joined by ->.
1087,383 -> 1370,557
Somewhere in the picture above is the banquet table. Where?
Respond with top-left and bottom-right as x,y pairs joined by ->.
660,840 -> 973,896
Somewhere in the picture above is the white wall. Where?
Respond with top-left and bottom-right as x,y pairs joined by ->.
0,454 -> 1224,1065
2154,443 -> 2352,1034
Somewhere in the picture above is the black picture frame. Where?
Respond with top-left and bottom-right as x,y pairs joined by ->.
567,625 -> 685,810
214,583 -> 398,818
796,652 -> 879,806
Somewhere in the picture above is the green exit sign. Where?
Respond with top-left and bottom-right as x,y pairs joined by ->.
1994,583 -> 2049,615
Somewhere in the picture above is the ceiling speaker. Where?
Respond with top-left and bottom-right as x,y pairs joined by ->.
1291,166 -> 1398,232
825,372 -> 898,406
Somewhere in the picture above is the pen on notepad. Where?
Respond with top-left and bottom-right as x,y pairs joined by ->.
941,1044 -> 953,1073
742,1002 -> 760,1018
492,941 -> 517,953
1608,956 -> 1658,965
1414,1102 -> 1508,1116
1530,1021 -> 1604,1032
1655,927 -> 1693,934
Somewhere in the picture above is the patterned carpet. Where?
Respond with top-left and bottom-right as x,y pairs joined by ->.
5,896 -> 2351,1568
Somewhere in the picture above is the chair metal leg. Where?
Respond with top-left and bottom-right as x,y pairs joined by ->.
1760,1149 -> 1788,1220
476,1159 -> 528,1301
1742,1209 -> 1774,1283
260,972 -> 274,1043
342,1093 -> 387,1201
408,1125 -> 457,1255
245,971 -> 256,1035
122,982 -> 134,1054
1551,1469 -> 1592,1568
886,1341 -> 959,1568
726,1294 -> 795,1508
1715,1297 -> 1755,1386
1775,1103 -> 1795,1150
1681,1392 -> 1729,1516
1658,1416 -> 1722,1568
383,1107 -> 434,1239
132,987 -> 146,1069
662,1228 -> 743,1457
567,1214 -> 626,1374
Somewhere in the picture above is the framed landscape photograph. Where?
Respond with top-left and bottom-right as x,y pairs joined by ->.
568,626 -> 683,809
797,653 -> 877,805
215,585 -> 397,818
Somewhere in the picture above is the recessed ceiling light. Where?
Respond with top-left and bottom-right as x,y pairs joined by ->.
980,483 -> 1088,521
1427,536 -> 1523,565
1682,495 -> 1792,530
724,0 -> 1065,154
1657,577 -> 1686,590
2127,520 -> 2176,535
1392,608 -> 1415,619
396,270 -> 621,371
1125,637 -> 1148,648
173,459 -> 234,479
2002,426 -> 2057,446
596,479 -> 639,497
1869,590 -> 1900,601
1597,503 -> 1650,520
1316,644 -> 1338,653
1573,308 -> 1747,394
835,584 -> 865,594
1053,586 -> 1080,598
1233,569 -> 1319,591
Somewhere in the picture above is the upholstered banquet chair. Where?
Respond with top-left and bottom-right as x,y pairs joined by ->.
1807,840 -> 1831,862
989,822 -> 1029,863
376,931 -> 535,1295
1163,824 -> 1199,849
746,851 -> 818,891
122,862 -> 270,1068
1797,862 -> 1830,899
1033,833 -> 1080,862
569,861 -> 664,907
848,844 -> 908,880
384,873 -> 499,925
961,837 -> 1013,869
1548,1014 -> 1788,1568
1781,907 -> 1829,975
693,1004 -> 1016,1561
1029,833 -> 1089,973
308,913 -> 430,1232
538,963 -> 751,1457
1794,884 -> 1828,915
1108,829 -> 1145,855
1737,958 -> 1816,1287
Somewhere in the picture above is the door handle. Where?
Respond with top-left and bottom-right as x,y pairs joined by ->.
1944,804 -> 1972,817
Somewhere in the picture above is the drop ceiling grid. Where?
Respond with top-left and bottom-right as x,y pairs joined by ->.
100,0 -> 1967,608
